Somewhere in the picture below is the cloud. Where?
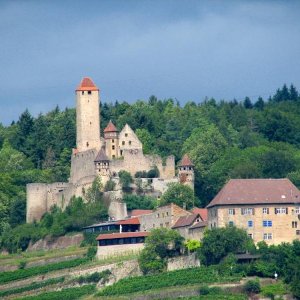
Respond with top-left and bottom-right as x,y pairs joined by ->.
0,0 -> 299,124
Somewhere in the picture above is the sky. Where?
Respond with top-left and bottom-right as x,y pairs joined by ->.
0,0 -> 300,125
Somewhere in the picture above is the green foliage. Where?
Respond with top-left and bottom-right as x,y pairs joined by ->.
261,282 -> 287,298
118,170 -> 133,191
138,228 -> 184,274
160,183 -> 196,209
184,239 -> 201,252
74,270 -> 111,284
15,284 -> 96,300
243,279 -> 261,294
199,226 -> 254,265
123,194 -> 156,210
18,260 -> 27,269
0,276 -> 65,298
135,166 -> 160,178
104,179 -> 116,191
0,258 -> 89,284
86,246 -> 97,260
99,266 -> 241,296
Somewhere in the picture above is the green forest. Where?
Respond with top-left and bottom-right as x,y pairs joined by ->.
0,83 -> 300,243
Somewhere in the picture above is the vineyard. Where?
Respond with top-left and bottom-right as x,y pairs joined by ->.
98,266 -> 242,296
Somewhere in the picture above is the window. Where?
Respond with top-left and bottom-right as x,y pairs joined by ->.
296,230 -> 300,235
112,145 -> 115,150
166,212 -> 169,216
275,207 -> 287,214
292,221 -> 298,228
263,233 -> 272,240
129,141 -> 132,145
112,139 -> 114,143
263,220 -> 272,227
88,91 -> 91,95
125,133 -> 128,137
112,155 -> 115,159
296,207 -> 300,214
263,208 -> 269,214
248,220 -> 253,228
241,208 -> 254,215
228,208 -> 235,215
229,221 -> 234,227
82,91 -> 84,95
122,141 -> 125,145
248,233 -> 253,239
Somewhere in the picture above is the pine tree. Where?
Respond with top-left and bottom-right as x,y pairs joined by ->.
254,97 -> 264,110
243,97 -> 253,109
289,84 -> 299,101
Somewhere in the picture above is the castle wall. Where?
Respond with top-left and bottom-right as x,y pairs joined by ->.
119,124 -> 142,156
110,149 -> 175,179
70,149 -> 97,184
27,184 -> 48,223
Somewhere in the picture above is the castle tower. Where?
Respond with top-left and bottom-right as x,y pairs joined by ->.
104,120 -> 119,159
95,147 -> 111,187
75,77 -> 101,152
178,154 -> 195,190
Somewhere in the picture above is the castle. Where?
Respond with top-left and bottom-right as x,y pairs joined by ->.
26,78 -> 194,223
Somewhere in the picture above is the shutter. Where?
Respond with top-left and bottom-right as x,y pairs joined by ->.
253,208 -> 255,215
275,208 -> 277,214
267,208 -> 269,214
286,207 -> 288,215
233,209 -> 235,215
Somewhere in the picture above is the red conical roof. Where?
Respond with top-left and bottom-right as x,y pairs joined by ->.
76,77 -> 99,91
104,120 -> 118,133
179,154 -> 194,167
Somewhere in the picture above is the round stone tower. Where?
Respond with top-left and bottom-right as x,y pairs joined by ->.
178,154 -> 195,190
75,77 -> 101,152
104,120 -> 119,159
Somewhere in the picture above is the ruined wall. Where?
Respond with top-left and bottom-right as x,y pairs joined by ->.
110,149 -> 175,179
152,178 -> 178,194
70,149 -> 97,184
26,183 -> 48,223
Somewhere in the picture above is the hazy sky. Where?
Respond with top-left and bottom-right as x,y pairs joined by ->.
1,0 -> 300,125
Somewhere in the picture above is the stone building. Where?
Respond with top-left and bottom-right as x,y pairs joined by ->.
207,178 -> 300,245
26,77 -> 194,223
139,203 -> 192,232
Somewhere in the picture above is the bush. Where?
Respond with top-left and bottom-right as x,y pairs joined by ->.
244,279 -> 261,294
86,246 -> 97,260
18,260 -> 27,269
118,170 -> 133,191
104,180 -> 116,191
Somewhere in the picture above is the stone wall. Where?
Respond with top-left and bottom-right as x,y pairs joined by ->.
70,149 -> 97,184
110,149 -> 175,180
96,243 -> 144,259
167,253 -> 200,271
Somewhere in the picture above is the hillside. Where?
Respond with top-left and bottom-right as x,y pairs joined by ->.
1,83 -> 300,251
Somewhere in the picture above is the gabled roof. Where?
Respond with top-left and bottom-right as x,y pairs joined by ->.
116,217 -> 140,225
94,148 -> 109,162
178,154 -> 194,167
189,221 -> 207,229
207,178 -> 300,208
130,209 -> 153,217
96,231 -> 149,240
191,208 -> 208,222
172,214 -> 199,229
76,77 -> 99,91
104,120 -> 118,133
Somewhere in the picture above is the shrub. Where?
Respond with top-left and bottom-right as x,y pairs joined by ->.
244,279 -> 261,294
104,180 -> 116,191
86,246 -> 97,260
18,260 -> 27,269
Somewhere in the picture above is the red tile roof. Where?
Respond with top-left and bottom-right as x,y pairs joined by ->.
207,178 -> 300,208
191,208 -> 208,222
179,154 -> 194,167
116,217 -> 140,225
172,214 -> 199,229
130,209 -> 153,216
104,120 -> 118,133
96,231 -> 149,240
76,77 -> 99,91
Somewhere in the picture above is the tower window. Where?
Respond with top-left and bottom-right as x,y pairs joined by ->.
82,91 -> 84,95
112,139 -> 114,143
90,122 -> 92,125
122,141 -> 125,145
88,91 -> 91,95
86,142 -> 89,147
129,141 -> 132,145
112,145 -> 115,150
125,133 -> 128,137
